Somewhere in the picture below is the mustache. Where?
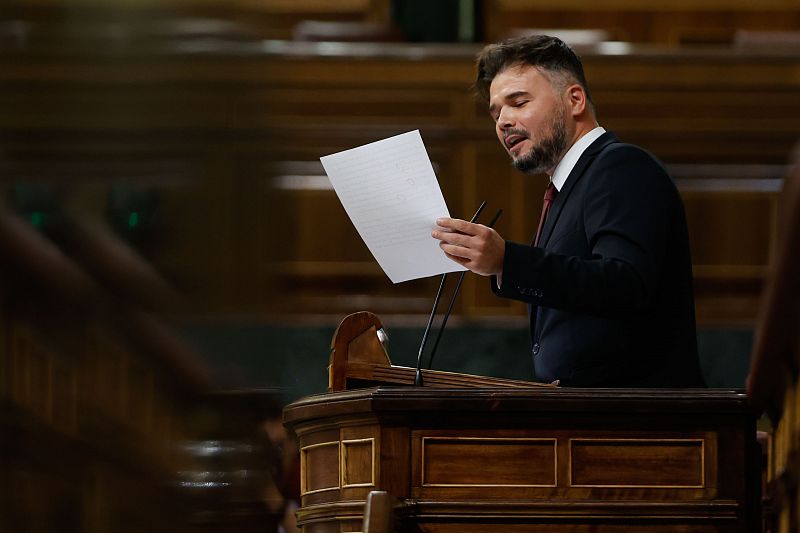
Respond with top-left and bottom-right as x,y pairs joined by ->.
503,128 -> 529,141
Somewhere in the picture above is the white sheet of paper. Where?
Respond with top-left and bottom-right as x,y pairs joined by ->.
320,130 -> 466,283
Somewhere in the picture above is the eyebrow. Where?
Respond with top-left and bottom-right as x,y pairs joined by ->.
488,90 -> 532,117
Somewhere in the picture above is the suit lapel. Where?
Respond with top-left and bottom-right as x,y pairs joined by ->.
538,132 -> 619,248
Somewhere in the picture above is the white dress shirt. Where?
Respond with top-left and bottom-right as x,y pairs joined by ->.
550,126 -> 606,191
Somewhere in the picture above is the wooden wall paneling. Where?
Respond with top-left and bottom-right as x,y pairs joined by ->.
584,53 -> 800,91
483,9 -> 638,43
4,40 -> 799,322
250,57 -> 476,313
462,140 -> 534,316
660,11 -> 800,45
259,46 -> 799,322
263,144 -> 390,315
482,0 -> 800,44
458,139 -> 482,316
1,62 -> 267,314
260,88 -> 463,128
227,153 -> 276,310
1,0 -> 392,44
0,81 -> 234,132
265,57 -> 475,91
214,150 -> 261,310
151,163 -> 216,304
433,137 -> 475,315
236,0 -> 391,40
686,191 -> 775,273
592,89 -> 800,157
125,144 -> 264,313
268,168 -> 373,265
682,181 -> 781,325
584,56 -> 800,165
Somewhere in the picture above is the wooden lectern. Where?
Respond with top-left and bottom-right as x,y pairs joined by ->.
283,312 -> 760,532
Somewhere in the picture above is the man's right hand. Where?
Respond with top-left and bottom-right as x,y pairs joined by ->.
431,217 -> 505,277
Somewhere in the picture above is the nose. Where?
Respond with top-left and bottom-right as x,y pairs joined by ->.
496,106 -> 514,130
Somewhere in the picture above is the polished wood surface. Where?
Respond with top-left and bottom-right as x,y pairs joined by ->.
283,312 -> 761,531
284,385 -> 760,532
328,311 -> 548,391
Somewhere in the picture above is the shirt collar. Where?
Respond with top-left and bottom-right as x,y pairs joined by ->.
550,126 -> 606,191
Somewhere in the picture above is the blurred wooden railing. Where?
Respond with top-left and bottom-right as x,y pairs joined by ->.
747,150 -> 800,533
0,196 -> 204,530
0,207 -> 292,530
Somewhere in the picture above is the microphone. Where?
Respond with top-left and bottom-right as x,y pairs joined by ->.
414,201 -> 487,386
427,209 -> 502,371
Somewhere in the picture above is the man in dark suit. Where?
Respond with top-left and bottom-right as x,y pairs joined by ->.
431,35 -> 705,387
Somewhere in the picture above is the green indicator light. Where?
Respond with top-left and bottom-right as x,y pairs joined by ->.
128,212 -> 140,229
30,212 -> 44,227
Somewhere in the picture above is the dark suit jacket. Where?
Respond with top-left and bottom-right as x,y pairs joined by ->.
493,132 -> 706,387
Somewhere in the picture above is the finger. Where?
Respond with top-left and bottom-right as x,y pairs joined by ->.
439,242 -> 475,261
443,250 -> 469,265
436,217 -> 480,235
432,230 -> 474,247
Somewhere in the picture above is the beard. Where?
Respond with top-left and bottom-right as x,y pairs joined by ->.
511,110 -> 568,175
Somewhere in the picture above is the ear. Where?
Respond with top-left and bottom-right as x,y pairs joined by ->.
565,84 -> 587,117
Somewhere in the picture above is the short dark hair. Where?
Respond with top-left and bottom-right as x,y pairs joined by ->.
474,35 -> 593,105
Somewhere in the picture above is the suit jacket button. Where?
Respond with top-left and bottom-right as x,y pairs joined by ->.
532,343 -> 540,355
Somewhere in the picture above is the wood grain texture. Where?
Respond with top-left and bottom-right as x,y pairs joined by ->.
285,385 -> 759,531
3,37 -> 796,321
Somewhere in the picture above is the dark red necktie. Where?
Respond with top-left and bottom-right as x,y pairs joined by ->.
534,182 -> 557,246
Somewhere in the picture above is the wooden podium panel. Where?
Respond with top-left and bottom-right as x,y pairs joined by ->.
284,386 -> 759,532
